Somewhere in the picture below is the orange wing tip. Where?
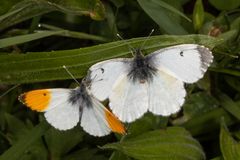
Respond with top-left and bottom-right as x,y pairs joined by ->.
18,89 -> 51,112
105,109 -> 126,135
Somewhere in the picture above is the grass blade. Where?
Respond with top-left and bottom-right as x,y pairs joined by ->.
0,30 -> 65,48
0,121 -> 50,160
0,35 -> 222,84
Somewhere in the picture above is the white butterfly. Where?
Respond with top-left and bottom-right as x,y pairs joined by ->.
19,80 -> 125,137
88,44 -> 213,123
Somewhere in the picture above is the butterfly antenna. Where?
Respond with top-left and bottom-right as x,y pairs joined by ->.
139,29 -> 155,50
116,33 -> 135,54
62,65 -> 81,85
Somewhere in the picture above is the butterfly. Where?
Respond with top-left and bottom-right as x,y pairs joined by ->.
87,44 -> 213,123
19,79 -> 125,137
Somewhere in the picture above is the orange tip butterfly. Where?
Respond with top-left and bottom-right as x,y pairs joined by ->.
19,67 -> 125,137
88,44 -> 213,123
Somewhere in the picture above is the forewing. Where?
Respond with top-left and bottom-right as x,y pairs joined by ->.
19,89 -> 80,130
148,44 -> 213,83
148,71 -> 186,116
88,59 -> 130,101
109,74 -> 149,123
80,97 -> 125,137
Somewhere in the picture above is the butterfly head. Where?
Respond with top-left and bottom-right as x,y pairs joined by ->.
131,47 -> 145,58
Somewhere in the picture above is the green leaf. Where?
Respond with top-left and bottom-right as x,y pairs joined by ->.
137,0 -> 188,34
110,114 -> 168,160
0,30 -> 64,48
0,0 -> 21,16
0,0 -> 105,31
217,92 -> 240,120
173,92 -> 219,125
0,34 -> 222,84
44,127 -> 84,158
110,151 -> 130,160
209,67 -> 240,77
14,24 -> 108,42
126,113 -> 158,138
209,0 -> 240,10
0,121 -> 50,160
182,108 -> 236,136
225,76 -> 240,92
102,127 -> 206,160
105,3 -> 118,39
184,92 -> 219,119
62,148 -> 99,160
4,113 -> 28,144
210,157 -> 223,160
220,120 -> 240,159
193,0 -> 204,31
110,0 -> 124,8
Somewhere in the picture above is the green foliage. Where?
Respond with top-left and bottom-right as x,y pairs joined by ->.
193,0 -> 204,31
209,0 -> 240,10
220,120 -> 240,159
103,127 -> 205,160
137,0 -> 188,34
0,0 -> 105,31
0,0 -> 240,160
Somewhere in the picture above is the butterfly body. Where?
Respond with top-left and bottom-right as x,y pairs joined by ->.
68,84 -> 92,108
128,48 -> 157,83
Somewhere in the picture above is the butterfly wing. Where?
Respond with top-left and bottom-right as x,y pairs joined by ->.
88,59 -> 130,101
148,70 -> 186,116
19,89 -> 80,130
109,74 -> 149,123
147,44 -> 213,83
80,96 -> 125,136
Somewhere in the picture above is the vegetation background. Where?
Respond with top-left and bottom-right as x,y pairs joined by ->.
0,0 -> 240,160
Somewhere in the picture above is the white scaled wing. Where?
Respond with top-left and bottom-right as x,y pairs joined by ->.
148,44 -> 213,83
80,99 -> 110,136
148,71 -> 186,116
43,89 -> 80,130
88,59 -> 130,101
80,97 -> 125,137
19,88 -> 80,130
109,74 -> 149,123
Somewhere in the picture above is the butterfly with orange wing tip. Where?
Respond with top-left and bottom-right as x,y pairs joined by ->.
88,44 -> 213,123
19,78 -> 125,137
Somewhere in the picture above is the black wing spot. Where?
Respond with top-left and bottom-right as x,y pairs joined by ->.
43,93 -> 47,96
100,68 -> 104,73
180,51 -> 184,57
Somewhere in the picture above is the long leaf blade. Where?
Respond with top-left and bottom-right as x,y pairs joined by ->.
0,30 -> 64,48
0,35 -> 222,84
